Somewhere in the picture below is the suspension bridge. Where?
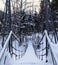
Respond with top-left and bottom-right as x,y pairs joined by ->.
0,0 -> 58,65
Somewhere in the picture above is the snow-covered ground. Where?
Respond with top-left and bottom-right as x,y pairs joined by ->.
0,32 -> 58,65
4,40 -> 45,65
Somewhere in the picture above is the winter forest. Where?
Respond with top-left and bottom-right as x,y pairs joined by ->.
0,0 -> 58,65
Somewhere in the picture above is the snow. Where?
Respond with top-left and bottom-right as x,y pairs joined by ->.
19,41 -> 39,63
12,40 -> 28,59
12,40 -> 45,65
45,30 -> 58,65
0,31 -> 12,61
0,30 -> 58,65
0,31 -> 13,65
49,43 -> 58,65
4,51 -> 12,65
49,33 -> 58,44
35,34 -> 46,61
47,49 -> 53,65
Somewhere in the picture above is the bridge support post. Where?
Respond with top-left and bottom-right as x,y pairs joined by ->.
9,35 -> 12,55
46,37 -> 48,62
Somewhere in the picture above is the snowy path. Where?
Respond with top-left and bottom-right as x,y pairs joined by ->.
11,40 -> 45,65
4,40 -> 53,65
1,32 -> 58,65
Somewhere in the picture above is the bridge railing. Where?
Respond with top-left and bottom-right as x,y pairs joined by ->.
45,30 -> 58,65
0,30 -> 58,65
34,31 -> 47,61
0,30 -> 27,65
0,31 -> 12,65
34,30 -> 58,65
